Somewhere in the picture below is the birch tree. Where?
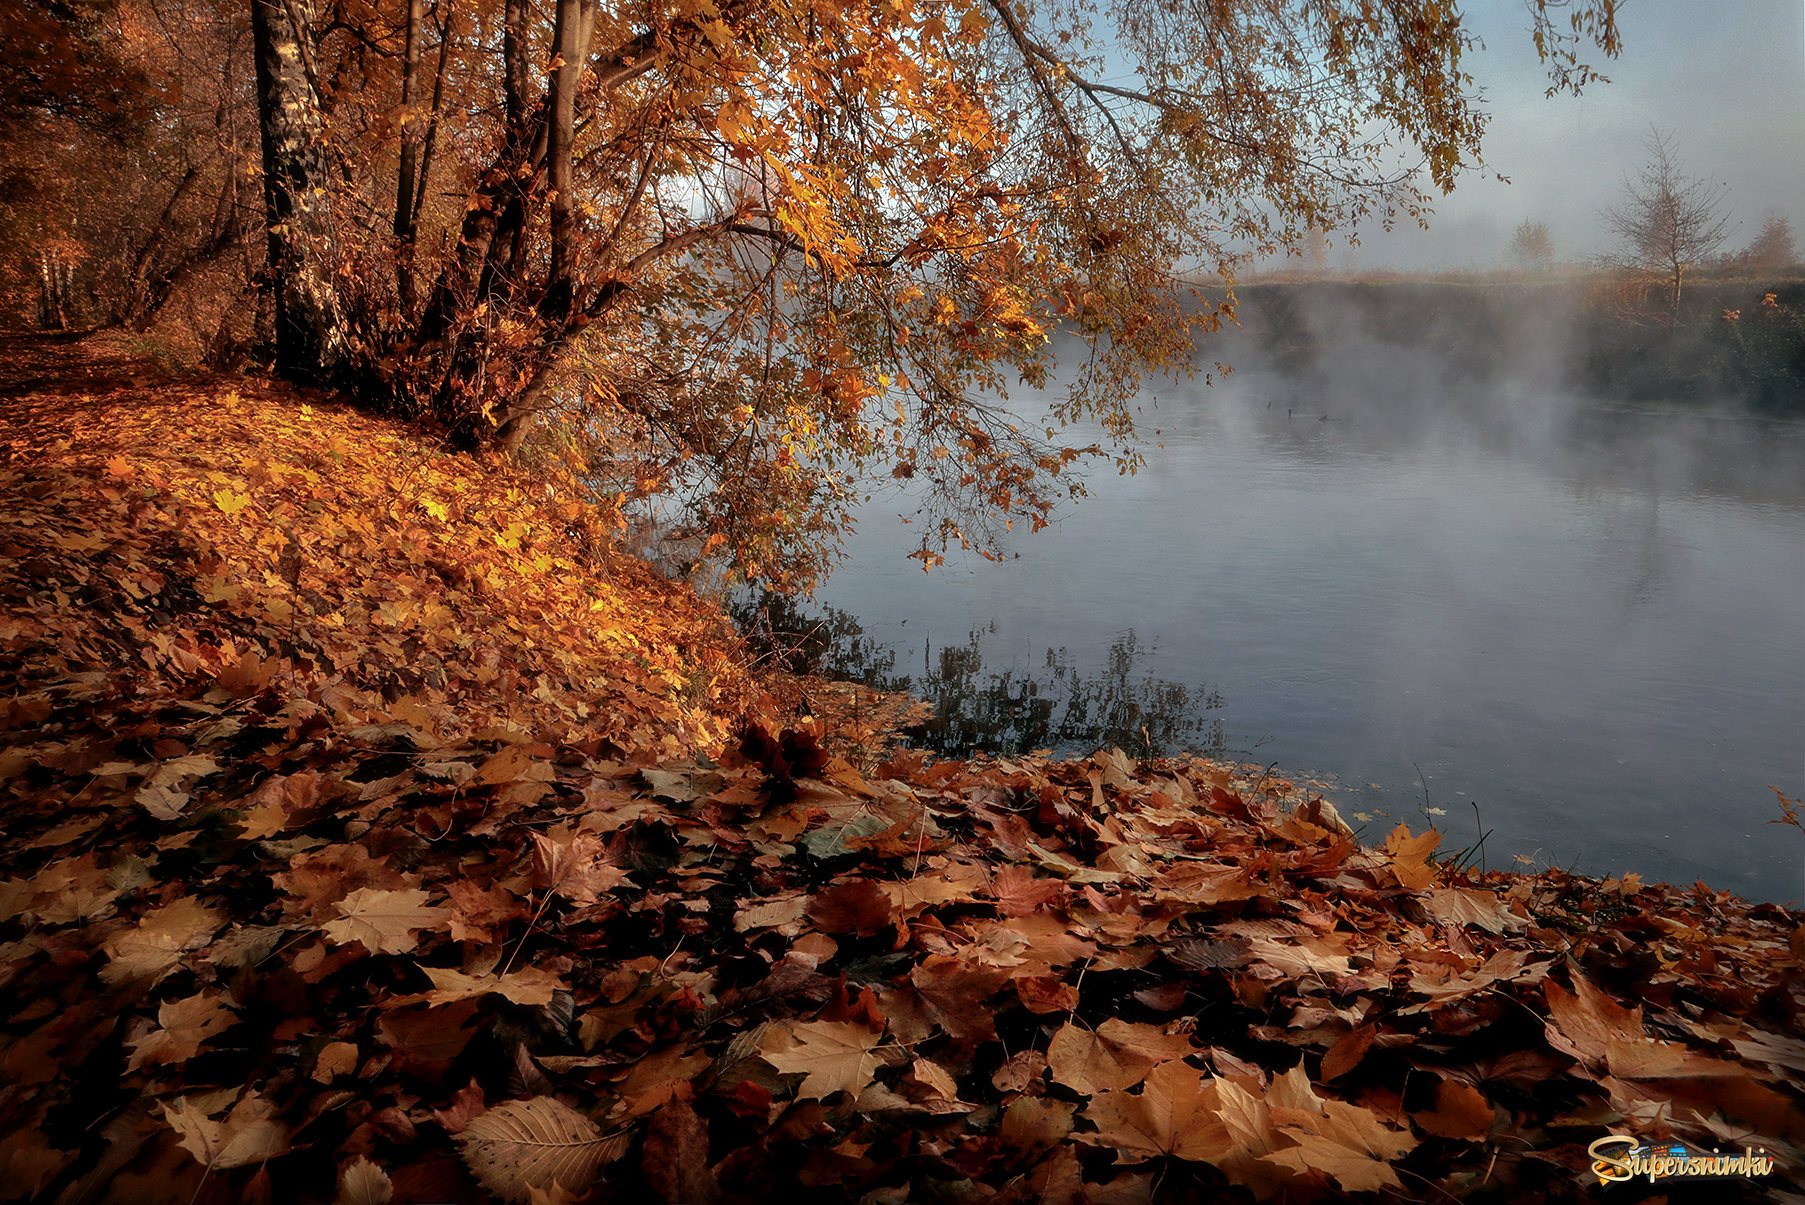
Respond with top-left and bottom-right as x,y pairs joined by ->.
226,0 -> 1624,588
1601,127 -> 1732,317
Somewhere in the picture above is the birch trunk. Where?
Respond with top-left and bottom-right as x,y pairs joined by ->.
250,0 -> 344,376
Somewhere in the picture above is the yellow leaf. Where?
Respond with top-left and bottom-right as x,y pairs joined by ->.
213,488 -> 252,514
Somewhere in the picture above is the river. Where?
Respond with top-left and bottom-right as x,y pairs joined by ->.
777,367 -> 1805,906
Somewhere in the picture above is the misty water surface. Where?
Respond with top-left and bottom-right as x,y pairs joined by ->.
795,371 -> 1805,905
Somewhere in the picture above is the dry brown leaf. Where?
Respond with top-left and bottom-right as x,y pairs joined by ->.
1246,935 -> 1354,980
1603,1036 -> 1762,1080
312,1040 -> 361,1082
731,894 -> 809,933
1543,970 -> 1645,1069
101,895 -> 224,985
1425,886 -> 1527,933
412,966 -> 562,1007
1263,1079 -> 1416,1193
1079,1060 -> 1231,1163
530,832 -> 630,905
125,992 -> 234,1070
806,877 -> 893,936
993,1049 -> 1049,1094
1047,1019 -> 1192,1094
1320,1023 -> 1375,1082
1000,1096 -> 1074,1151
162,1093 -> 290,1170
1167,935 -> 1253,972
989,863 -> 1065,917
1013,974 -> 1079,1014
641,1087 -> 719,1204
759,1020 -> 899,1100
1412,1078 -> 1494,1140
456,1097 -> 628,1205
1731,1028 -> 1805,1074
335,1155 -> 393,1205
1385,823 -> 1440,891
320,887 -> 446,955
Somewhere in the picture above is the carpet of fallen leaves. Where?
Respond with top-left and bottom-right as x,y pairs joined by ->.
3,336 -> 1804,1205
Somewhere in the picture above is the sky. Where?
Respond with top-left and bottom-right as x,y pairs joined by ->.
1338,0 -> 1805,271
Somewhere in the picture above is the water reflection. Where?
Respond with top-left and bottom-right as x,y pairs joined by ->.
798,380 -> 1804,905
730,592 -> 1225,760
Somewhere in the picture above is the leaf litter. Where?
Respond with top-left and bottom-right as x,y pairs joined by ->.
2,348 -> 1803,1202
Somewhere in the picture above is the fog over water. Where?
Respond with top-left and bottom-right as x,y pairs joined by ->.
725,0 -> 1805,903
796,302 -> 1805,906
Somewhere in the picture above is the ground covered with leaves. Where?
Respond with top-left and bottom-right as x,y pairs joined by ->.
3,339 -> 1803,1204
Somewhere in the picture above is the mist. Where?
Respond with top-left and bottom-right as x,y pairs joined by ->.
1324,0 -> 1805,273
776,273 -> 1805,906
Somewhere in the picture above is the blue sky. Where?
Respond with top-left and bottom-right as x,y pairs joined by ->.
1345,0 -> 1805,270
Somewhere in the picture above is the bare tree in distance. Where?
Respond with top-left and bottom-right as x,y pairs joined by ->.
1601,127 -> 1733,317
1508,219 -> 1555,273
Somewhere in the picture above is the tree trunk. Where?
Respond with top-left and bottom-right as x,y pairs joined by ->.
37,251 -> 73,331
394,0 -> 424,311
409,0 -> 455,238
410,0 -> 601,450
250,0 -> 344,377
118,164 -> 201,324
545,0 -> 583,304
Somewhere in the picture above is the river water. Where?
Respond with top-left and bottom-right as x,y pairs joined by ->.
787,369 -> 1805,906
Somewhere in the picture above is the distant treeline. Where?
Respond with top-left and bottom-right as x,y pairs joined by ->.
1209,277 -> 1805,415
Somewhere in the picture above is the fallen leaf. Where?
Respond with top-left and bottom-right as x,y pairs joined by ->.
162,1093 -> 290,1170
1425,886 -> 1527,933
1080,1060 -> 1231,1162
102,895 -> 225,985
531,832 -> 629,905
807,877 -> 894,936
336,1155 -> 393,1205
413,966 -> 563,1007
1412,1078 -> 1493,1140
456,1097 -> 628,1204
126,992 -> 234,1070
760,1020 -> 899,1100
320,888 -> 446,955
1321,1023 -> 1375,1082
1048,1019 -> 1193,1094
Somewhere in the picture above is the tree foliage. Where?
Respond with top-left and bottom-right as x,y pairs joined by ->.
0,0 -> 255,337
9,0 -> 1622,588
1600,126 -> 1732,317
1507,218 -> 1554,272
1724,213 -> 1798,275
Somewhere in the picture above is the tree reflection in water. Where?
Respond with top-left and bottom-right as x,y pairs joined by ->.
730,592 -> 1225,760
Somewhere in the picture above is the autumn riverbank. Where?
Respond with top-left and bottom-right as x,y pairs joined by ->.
2,344 -> 1803,1203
